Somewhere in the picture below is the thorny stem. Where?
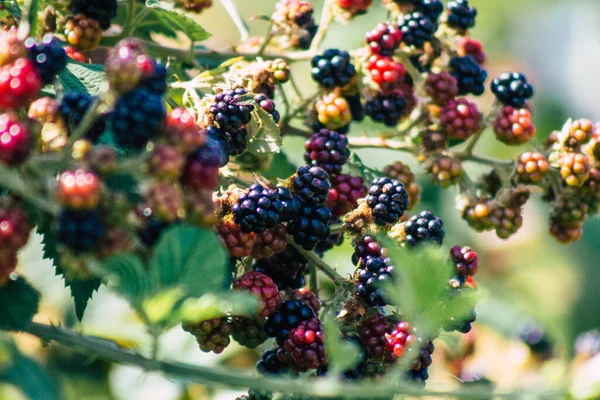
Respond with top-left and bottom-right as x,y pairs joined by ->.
287,235 -> 346,284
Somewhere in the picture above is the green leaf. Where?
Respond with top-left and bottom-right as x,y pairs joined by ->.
322,318 -> 361,375
246,107 -> 282,155
0,0 -> 20,19
262,151 -> 297,180
58,61 -> 106,95
347,152 -> 378,183
133,9 -> 178,41
0,278 -> 40,331
27,0 -> 40,36
149,224 -> 230,298
178,292 -> 260,323
103,253 -> 153,301
146,0 -> 211,42
142,287 -> 186,325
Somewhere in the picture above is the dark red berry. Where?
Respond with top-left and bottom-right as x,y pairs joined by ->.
232,271 -> 282,318
0,204 -> 31,252
425,72 -> 458,106
0,113 -> 31,166
358,313 -> 392,362
365,23 -> 402,56
304,129 -> 349,176
326,174 -> 367,217
283,318 -> 327,370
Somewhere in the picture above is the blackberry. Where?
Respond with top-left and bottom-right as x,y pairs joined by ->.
457,37 -> 486,65
112,88 -> 165,149
491,72 -> 534,108
139,61 -> 168,95
365,91 -> 407,127
450,56 -> 487,96
147,145 -> 185,182
425,71 -> 458,106
311,49 -> 356,89
206,124 -> 242,159
25,35 -> 67,85
326,174 -> 367,217
163,107 -> 206,153
353,236 -> 394,306
57,209 -> 106,252
558,153 -> 590,187
71,0 -> 118,30
257,348 -> 289,375
315,92 -> 352,131
0,250 -> 17,286
304,129 -> 349,176
181,138 -> 222,191
287,205 -> 332,251
291,165 -> 331,206
366,55 -> 406,93
286,289 -> 322,313
440,98 -> 482,140
138,219 -> 169,247
0,58 -> 41,110
316,336 -> 367,380
450,245 -> 479,281
0,29 -> 26,67
404,210 -> 445,247
251,224 -> 288,259
514,152 -> 549,185
182,318 -> 231,354
232,271 -> 282,318
209,88 -> 254,132
366,177 -> 409,226
407,340 -> 434,387
218,217 -> 256,258
0,113 -> 32,166
0,204 -> 31,252
493,106 -> 536,145
399,12 -> 437,49
314,222 -> 344,256
383,161 -> 421,210
265,300 -> 316,345
283,318 -> 327,370
414,0 -> 444,22
358,313 -> 392,362
385,321 -> 415,361
447,0 -> 477,30
253,247 -> 308,290
144,182 -> 184,223
231,317 -> 269,349
59,92 -> 106,142
56,169 -> 103,210
255,94 -> 280,123
63,14 -> 102,51
276,186 -> 302,223
425,153 -> 464,188
233,184 -> 284,234
365,23 -> 403,57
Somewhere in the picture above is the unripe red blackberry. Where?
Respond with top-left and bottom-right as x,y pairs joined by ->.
358,313 -> 392,362
440,98 -> 482,140
163,108 -> 206,153
286,288 -> 322,313
366,55 -> 406,93
461,199 -> 493,231
217,217 -> 256,258
63,14 -> 102,51
493,106 -> 535,145
490,205 -> 523,239
0,250 -> 17,286
383,161 -> 421,210
233,271 -> 282,318
337,0 -> 373,14
283,318 -> 327,370
425,153 -> 464,188
326,174 -> 367,217
0,28 -> 25,67
365,91 -> 407,127
231,317 -> 268,349
187,189 -> 218,227
0,113 -> 32,166
147,145 -> 185,182
144,182 -> 184,223
559,152 -> 590,187
366,23 -> 402,56
425,72 -> 458,106
182,0 -> 213,13
65,46 -> 89,63
28,97 -> 61,124
253,247 -> 308,290
315,92 -> 352,131
514,152 -> 549,185
457,37 -> 486,66
181,139 -> 222,191
56,169 -> 103,210
304,129 -> 349,176
450,245 -> 479,280
87,146 -> 118,175
251,224 -> 288,259
385,321 -> 415,360
182,318 -> 231,354
0,204 -> 31,252
0,58 -> 42,109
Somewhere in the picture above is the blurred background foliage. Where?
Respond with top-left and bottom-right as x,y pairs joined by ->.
4,0 -> 600,399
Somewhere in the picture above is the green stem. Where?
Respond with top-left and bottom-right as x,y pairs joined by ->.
286,235 -> 345,284
288,73 -> 303,102
347,137 -> 416,153
0,165 -> 60,216
329,223 -> 344,234
309,264 -> 318,295
397,50 -> 423,84
63,96 -> 102,159
122,0 -> 138,38
281,125 -> 312,138
278,83 -> 291,122
257,20 -> 275,57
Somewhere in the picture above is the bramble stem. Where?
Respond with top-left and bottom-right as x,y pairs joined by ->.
287,235 -> 346,284
347,137 -> 416,153
329,223 -> 344,234
0,165 -> 60,216
310,0 -> 333,52
256,20 -> 275,57
63,96 -> 102,158
122,0 -> 138,37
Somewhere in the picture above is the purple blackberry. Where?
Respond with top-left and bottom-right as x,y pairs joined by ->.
450,56 -> 487,96
447,0 -> 477,30
255,94 -> 280,124
205,127 -> 230,167
365,23 -> 403,57
253,247 -> 308,290
304,129 -> 349,176
206,124 -> 245,158
491,72 -> 534,108
287,205 -> 332,251
210,88 -> 254,132
111,88 -> 165,149
140,61 -> 168,95
353,236 -> 394,306
257,348 -> 289,375
311,49 -> 357,89
365,91 -> 407,127
58,209 -> 106,252
71,0 -> 118,30
265,300 -> 316,345
415,0 -> 444,23
233,184 -> 284,234
400,12 -> 437,49
59,91 -> 106,142
181,138 -> 224,191
404,210 -> 445,247
26,35 -> 67,85
275,186 -> 301,223
366,177 -> 409,226
291,165 -> 331,206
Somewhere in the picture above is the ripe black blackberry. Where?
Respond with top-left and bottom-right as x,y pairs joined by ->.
314,221 -> 344,256
287,205 -> 332,251
26,35 -> 67,85
265,300 -> 316,345
57,209 -> 106,252
353,236 -> 394,306
210,88 -> 254,132
404,210 -> 445,247
71,0 -> 118,30
291,165 -> 331,206
450,56 -> 487,96
232,184 -> 284,234
138,219 -> 170,247
140,61 -> 168,95
206,124 -> 245,158
399,12 -> 437,49
253,247 -> 308,290
275,186 -> 301,223
447,0 -> 477,30
491,72 -> 534,108
255,94 -> 280,124
414,0 -> 444,23
59,91 -> 106,142
344,94 -> 365,122
111,88 -> 166,148
311,49 -> 357,89
365,91 -> 407,127
257,348 -> 290,375
304,129 -> 349,176
366,177 -> 409,226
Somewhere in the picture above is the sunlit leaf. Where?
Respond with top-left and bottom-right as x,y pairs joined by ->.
178,292 -> 259,322
322,317 -> 361,374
